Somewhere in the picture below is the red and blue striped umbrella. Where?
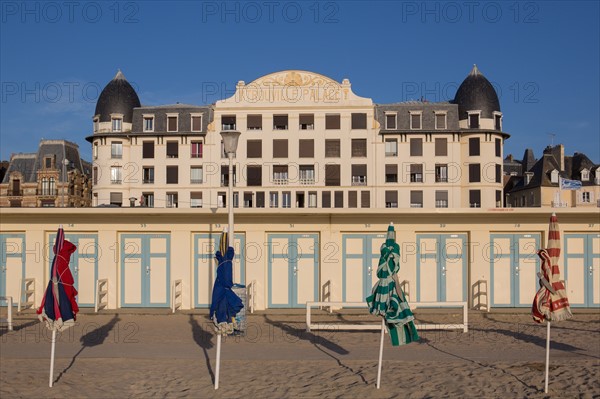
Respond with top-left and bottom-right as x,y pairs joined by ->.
37,227 -> 79,331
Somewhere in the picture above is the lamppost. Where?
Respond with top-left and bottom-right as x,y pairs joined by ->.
61,158 -> 69,207
219,130 -> 241,252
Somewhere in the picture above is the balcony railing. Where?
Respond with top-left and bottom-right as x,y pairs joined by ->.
272,178 -> 289,185
551,201 -> 568,208
111,179 -> 122,185
351,176 -> 367,186
299,177 -> 315,185
190,179 -> 203,184
143,179 -> 154,184
7,189 -> 23,196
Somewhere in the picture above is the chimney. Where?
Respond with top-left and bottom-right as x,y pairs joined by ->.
551,144 -> 565,171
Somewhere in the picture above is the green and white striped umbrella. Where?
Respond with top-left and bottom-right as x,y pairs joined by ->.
366,224 -> 419,346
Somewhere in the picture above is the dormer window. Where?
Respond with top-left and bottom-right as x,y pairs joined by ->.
581,168 -> 589,181
550,169 -> 559,184
167,114 -> 178,132
93,117 -> 99,132
385,113 -> 397,129
111,116 -> 122,132
44,156 -> 54,169
493,112 -> 503,131
467,111 -> 481,129
434,111 -> 447,129
595,167 -> 600,185
410,111 -> 422,130
191,114 -> 202,132
143,115 -> 154,132
524,172 -> 533,185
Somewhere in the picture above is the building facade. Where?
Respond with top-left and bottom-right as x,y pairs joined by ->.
89,67 -> 507,209
0,140 -> 92,208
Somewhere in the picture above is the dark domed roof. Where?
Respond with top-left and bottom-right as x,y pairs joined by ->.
454,65 -> 500,120
94,70 -> 141,123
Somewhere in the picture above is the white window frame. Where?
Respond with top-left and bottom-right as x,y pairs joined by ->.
111,114 -> 123,132
467,111 -> 481,129
110,166 -> 122,184
269,192 -> 279,208
409,111 -> 422,130
143,114 -> 155,132
166,113 -> 179,132
493,111 -> 503,131
190,113 -> 203,132
551,169 -> 559,184
581,168 -> 589,181
111,142 -> 123,159
434,111 -> 447,130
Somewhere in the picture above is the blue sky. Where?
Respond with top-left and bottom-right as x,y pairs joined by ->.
1,1 -> 599,163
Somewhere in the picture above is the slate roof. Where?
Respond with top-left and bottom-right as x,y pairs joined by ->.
453,65 -> 501,120
95,70 -> 141,123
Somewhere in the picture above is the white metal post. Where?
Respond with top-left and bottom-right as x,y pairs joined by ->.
376,318 -> 385,389
49,329 -> 56,387
545,321 -> 551,393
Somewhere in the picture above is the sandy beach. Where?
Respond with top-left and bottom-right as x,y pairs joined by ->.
1,309 -> 599,398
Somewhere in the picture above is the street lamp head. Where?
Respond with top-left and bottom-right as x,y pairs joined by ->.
220,131 -> 241,155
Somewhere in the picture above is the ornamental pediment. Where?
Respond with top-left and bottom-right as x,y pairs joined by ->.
217,70 -> 372,107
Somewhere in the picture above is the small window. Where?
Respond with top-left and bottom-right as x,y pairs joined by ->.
243,192 -> 253,208
92,167 -> 98,185
191,141 -> 203,158
385,113 -> 396,129
494,112 -> 502,131
110,192 -> 123,207
469,163 -> 481,183
191,115 -> 202,132
385,139 -> 398,157
112,117 -> 122,132
141,193 -> 154,208
299,114 -> 314,130
361,191 -> 370,208
385,190 -> 398,208
191,192 -> 203,208
111,142 -> 123,159
93,142 -> 98,159
351,113 -> 367,129
351,164 -> 367,185
299,139 -> 314,158
166,141 -> 179,158
410,164 -> 423,183
269,192 -> 279,208
435,112 -> 447,129
469,190 -> 481,208
93,117 -> 99,132
247,114 -> 262,130
410,111 -> 422,130
435,191 -> 448,208
247,165 -> 262,186
273,139 -> 288,158
581,192 -> 591,203
435,138 -> 448,156
334,191 -> 344,208
222,115 -> 236,130
110,166 -> 122,184
325,164 -> 341,186
469,137 -> 480,156
299,165 -> 315,184
468,112 -> 480,129
325,139 -> 341,157
221,165 -> 237,186
496,164 -> 502,183
282,192 -> 291,208
143,116 -> 154,132
308,192 -> 317,208
190,166 -> 203,184
273,165 -> 289,184
166,165 -> 178,184
581,169 -> 590,181
385,164 -> 398,183
410,138 -> 423,156
247,140 -> 262,158
256,192 -> 265,208
351,139 -> 367,157
45,156 -> 53,169
143,141 -> 155,159
322,191 -> 331,208
142,167 -> 154,184
435,164 -> 448,183
495,138 -> 502,157
325,114 -> 340,129
273,114 -> 288,130
166,192 -> 178,208
167,115 -> 178,132
550,170 -> 559,184
348,191 -> 357,208
410,191 -> 423,208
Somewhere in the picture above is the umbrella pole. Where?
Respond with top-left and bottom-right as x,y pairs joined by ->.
215,333 -> 221,390
544,321 -> 550,393
376,318 -> 385,389
49,329 -> 56,387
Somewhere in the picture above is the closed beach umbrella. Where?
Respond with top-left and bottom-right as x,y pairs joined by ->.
210,231 -> 243,335
36,226 -> 79,387
532,213 -> 572,393
367,223 -> 419,389
367,223 -> 419,346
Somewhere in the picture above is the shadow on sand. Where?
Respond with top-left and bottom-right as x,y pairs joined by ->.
188,314 -> 215,384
